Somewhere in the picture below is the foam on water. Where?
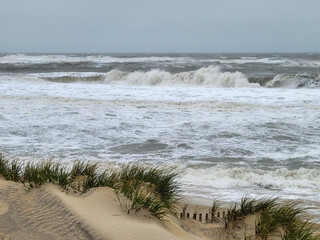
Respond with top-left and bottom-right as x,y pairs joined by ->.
1,53 -> 320,221
267,73 -> 320,88
2,54 -> 320,68
2,70 -> 319,90
0,67 -> 259,87
182,165 -> 320,195
102,66 -> 259,87
180,164 -> 320,222
0,54 -> 188,64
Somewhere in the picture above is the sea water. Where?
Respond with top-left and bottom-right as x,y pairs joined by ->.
1,53 -> 320,220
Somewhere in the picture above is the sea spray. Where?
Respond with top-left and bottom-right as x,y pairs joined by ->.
102,66 -> 259,87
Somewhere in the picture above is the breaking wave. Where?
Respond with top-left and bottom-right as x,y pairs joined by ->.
266,73 -> 320,88
1,66 -> 259,87
40,72 -> 106,83
2,54 -> 320,68
183,165 -> 320,199
2,67 -> 320,89
0,72 -> 106,83
203,58 -> 320,67
102,66 -> 259,87
0,54 -> 186,64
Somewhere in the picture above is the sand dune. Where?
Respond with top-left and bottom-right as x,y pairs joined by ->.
1,179 -> 317,240
0,180 -> 207,240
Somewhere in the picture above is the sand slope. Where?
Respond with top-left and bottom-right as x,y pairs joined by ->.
0,180 -> 98,240
0,180 -> 203,240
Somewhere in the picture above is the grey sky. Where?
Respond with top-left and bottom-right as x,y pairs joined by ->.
1,0 -> 319,53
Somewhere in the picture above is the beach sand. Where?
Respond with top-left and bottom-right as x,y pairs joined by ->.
0,179 -> 213,240
1,179 -> 318,240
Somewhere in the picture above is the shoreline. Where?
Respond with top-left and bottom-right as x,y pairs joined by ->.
0,179 -> 212,240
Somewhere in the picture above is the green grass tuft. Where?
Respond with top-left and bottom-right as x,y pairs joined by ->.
0,155 -> 22,182
113,163 -> 180,218
0,154 -> 180,218
210,199 -> 221,221
255,202 -> 320,240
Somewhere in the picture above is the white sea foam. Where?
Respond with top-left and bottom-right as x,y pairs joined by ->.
2,54 -> 320,69
182,166 -> 320,191
0,54 -> 187,64
103,66 -> 259,87
266,73 -> 320,88
200,57 -> 320,67
0,66 -> 260,88
0,72 -> 106,83
1,77 -> 320,220
181,165 -> 320,210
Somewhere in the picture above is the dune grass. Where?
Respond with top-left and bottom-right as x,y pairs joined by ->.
1,153 -> 320,235
0,154 -> 115,191
111,163 -> 180,218
22,160 -> 70,188
210,199 -> 221,221
220,196 -> 320,240
222,196 -> 278,231
240,196 -> 278,217
0,154 -> 180,218
0,154 -> 22,182
255,202 -> 320,240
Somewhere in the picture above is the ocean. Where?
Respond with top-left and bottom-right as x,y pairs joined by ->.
1,53 -> 320,221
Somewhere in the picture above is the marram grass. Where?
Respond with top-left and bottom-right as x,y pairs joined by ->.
111,163 -> 180,218
1,153 -> 320,237
218,194 -> 319,240
255,202 -> 320,240
0,154 -> 180,218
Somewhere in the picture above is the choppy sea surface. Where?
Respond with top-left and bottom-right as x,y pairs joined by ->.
1,53 -> 320,220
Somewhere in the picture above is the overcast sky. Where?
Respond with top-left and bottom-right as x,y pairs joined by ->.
1,0 -> 319,53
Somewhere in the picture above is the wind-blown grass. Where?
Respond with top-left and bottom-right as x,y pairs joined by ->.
0,155 -> 180,218
0,155 -> 114,192
22,160 -> 69,188
221,196 -> 319,240
0,154 -> 22,182
223,196 -> 278,230
240,196 -> 277,217
255,202 -> 320,240
112,163 -> 180,218
210,199 -> 221,221
115,164 -> 180,207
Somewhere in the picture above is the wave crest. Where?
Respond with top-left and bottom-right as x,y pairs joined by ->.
183,165 -> 320,192
266,73 -> 320,88
103,66 -> 259,88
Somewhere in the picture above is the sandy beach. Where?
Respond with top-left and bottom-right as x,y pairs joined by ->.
0,179 -> 215,240
3,177 -> 317,240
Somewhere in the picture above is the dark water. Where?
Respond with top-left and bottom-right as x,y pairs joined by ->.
1,53 -> 320,88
